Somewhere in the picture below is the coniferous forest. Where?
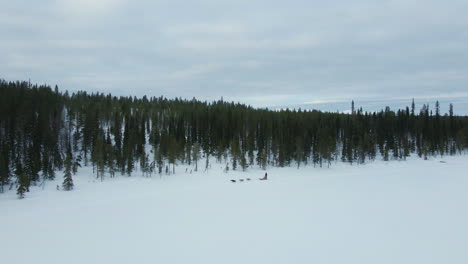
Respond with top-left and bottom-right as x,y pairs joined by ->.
1,80 -> 468,198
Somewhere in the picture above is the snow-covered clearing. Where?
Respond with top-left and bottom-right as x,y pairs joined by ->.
1,156 -> 468,264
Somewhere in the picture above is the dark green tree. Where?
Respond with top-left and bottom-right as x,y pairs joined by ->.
16,161 -> 28,199
62,144 -> 74,191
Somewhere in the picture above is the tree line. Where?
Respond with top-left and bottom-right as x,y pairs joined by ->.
1,79 -> 468,198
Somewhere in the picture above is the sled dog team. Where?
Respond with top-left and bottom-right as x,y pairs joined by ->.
230,173 -> 267,183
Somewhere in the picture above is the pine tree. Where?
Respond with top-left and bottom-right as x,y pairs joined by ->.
192,142 -> 200,172
259,149 -> 267,170
205,152 -> 210,172
0,149 -> 10,193
62,144 -> 74,191
167,136 -> 177,174
140,153 -> 150,177
16,161 -> 28,199
240,151 -> 248,171
42,150 -> 55,180
155,148 -> 164,175
295,136 -> 304,168
230,140 -> 241,170
72,154 -> 82,175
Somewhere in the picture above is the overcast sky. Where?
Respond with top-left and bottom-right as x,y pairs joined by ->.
2,0 -> 468,113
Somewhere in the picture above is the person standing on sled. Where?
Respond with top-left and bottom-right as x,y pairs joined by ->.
260,172 -> 267,180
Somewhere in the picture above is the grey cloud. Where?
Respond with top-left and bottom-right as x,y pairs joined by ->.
1,0 -> 468,113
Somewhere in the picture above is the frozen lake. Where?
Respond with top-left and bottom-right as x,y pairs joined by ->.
1,155 -> 467,264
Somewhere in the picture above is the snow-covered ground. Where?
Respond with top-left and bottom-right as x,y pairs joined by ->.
1,156 -> 468,264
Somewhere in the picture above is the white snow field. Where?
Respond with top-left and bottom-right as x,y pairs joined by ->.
1,156 -> 468,264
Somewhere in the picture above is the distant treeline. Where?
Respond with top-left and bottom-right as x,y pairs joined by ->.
1,80 -> 468,198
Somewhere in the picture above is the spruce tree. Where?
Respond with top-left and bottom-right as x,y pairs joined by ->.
192,142 -> 200,172
240,151 -> 248,171
16,161 -> 28,199
62,145 -> 74,191
0,150 -> 10,193
295,136 -> 304,168
155,149 -> 163,175
72,154 -> 82,175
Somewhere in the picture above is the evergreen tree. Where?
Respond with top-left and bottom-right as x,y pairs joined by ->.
72,154 -> 82,175
155,148 -> 164,175
240,151 -> 248,171
0,149 -> 10,193
16,161 -> 28,199
62,144 -> 74,191
192,142 -> 201,172
295,136 -> 304,168
42,150 -> 55,180
140,153 -> 150,177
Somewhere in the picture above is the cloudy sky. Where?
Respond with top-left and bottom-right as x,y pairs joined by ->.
2,0 -> 468,113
